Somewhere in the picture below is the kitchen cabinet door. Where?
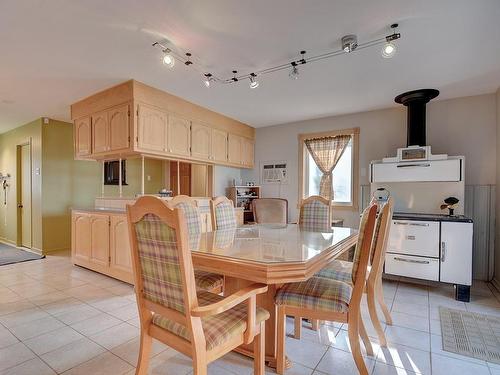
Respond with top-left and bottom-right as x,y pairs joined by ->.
90,214 -> 110,267
72,213 -> 91,262
242,137 -> 254,168
108,104 -> 130,151
110,215 -> 132,274
440,222 -> 473,285
137,105 -> 167,152
167,115 -> 191,156
92,111 -> 109,153
74,116 -> 91,157
211,129 -> 228,163
227,134 -> 242,165
191,122 -> 211,160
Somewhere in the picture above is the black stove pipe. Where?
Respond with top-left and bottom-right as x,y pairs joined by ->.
395,89 -> 439,147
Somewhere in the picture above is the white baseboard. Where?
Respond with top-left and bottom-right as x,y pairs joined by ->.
0,237 -> 17,247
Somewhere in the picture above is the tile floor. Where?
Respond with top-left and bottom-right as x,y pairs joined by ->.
1,251 -> 500,375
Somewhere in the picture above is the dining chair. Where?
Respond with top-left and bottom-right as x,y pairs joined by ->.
314,198 -> 394,346
298,195 -> 332,231
252,198 -> 288,224
168,195 -> 225,294
275,203 -> 378,375
210,196 -> 238,230
127,196 -> 270,375
293,195 -> 332,338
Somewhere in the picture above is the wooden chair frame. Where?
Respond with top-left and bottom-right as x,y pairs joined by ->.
127,196 -> 268,375
167,195 -> 224,295
276,204 -> 378,375
210,196 -> 236,230
252,198 -> 289,224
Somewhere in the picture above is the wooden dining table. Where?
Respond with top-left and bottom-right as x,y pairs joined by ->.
190,223 -> 358,369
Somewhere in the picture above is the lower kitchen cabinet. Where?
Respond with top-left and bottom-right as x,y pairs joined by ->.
72,211 -> 134,284
440,221 -> 473,285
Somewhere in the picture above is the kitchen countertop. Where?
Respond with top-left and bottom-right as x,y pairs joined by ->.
392,212 -> 473,223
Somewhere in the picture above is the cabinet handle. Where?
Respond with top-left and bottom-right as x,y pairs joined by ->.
394,257 -> 430,265
393,221 -> 429,227
441,242 -> 446,262
396,163 -> 431,168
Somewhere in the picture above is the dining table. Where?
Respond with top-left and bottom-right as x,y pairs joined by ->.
189,223 -> 358,369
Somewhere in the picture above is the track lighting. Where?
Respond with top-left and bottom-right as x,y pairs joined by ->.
289,64 -> 299,80
342,35 -> 358,53
162,49 -> 175,68
249,74 -> 259,89
152,23 -> 402,88
203,73 -> 214,88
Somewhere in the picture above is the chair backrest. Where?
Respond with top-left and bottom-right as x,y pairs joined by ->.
127,196 -> 202,340
210,196 -> 237,230
168,195 -> 202,235
252,198 -> 288,224
350,203 -> 377,305
298,195 -> 331,231
368,198 -> 394,282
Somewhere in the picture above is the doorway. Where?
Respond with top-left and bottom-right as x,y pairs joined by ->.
17,143 -> 32,249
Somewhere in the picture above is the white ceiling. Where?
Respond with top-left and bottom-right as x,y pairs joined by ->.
1,0 -> 500,133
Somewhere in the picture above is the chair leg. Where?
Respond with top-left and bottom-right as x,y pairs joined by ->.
359,317 -> 374,356
277,306 -> 286,374
135,331 -> 152,375
294,316 -> 302,339
376,278 -> 392,325
347,314 -> 369,375
367,282 -> 387,347
254,322 -> 266,375
311,319 -> 319,331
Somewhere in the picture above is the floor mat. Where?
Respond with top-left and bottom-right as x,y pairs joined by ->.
440,306 -> 500,364
0,243 -> 44,266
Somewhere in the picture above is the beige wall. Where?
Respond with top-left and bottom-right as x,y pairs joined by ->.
0,119 -> 43,251
495,88 -> 500,288
242,93 -> 497,227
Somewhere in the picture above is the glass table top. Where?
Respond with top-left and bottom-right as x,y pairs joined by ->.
189,224 -> 357,264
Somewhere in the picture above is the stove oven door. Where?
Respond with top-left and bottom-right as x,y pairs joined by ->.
388,219 -> 439,257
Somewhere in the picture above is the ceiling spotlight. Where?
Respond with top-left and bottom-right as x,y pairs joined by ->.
203,73 -> 214,88
382,42 -> 396,58
341,35 -> 358,53
382,23 -> 400,58
249,74 -> 259,89
162,49 -> 175,68
289,64 -> 299,80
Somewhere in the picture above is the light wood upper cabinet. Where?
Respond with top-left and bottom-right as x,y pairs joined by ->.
228,134 -> 243,165
90,214 -> 110,267
92,111 -> 109,154
191,122 -> 211,160
211,129 -> 228,163
137,105 -> 167,152
72,213 -> 91,262
110,215 -> 132,274
242,138 -> 254,168
108,104 -> 130,151
167,115 -> 191,156
74,116 -> 91,157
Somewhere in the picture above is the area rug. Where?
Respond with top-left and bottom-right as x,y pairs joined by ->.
0,243 -> 44,266
439,306 -> 500,364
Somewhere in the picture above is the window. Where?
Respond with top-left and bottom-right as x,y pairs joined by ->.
299,128 -> 359,208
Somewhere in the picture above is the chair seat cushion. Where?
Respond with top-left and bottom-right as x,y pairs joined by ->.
275,277 -> 352,313
194,270 -> 224,291
152,291 -> 269,350
315,260 -> 353,283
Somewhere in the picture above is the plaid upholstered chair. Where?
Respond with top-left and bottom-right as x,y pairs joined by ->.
298,195 -> 331,232
127,196 -> 270,375
210,196 -> 237,230
314,198 -> 394,346
168,195 -> 225,294
274,203 -> 378,375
